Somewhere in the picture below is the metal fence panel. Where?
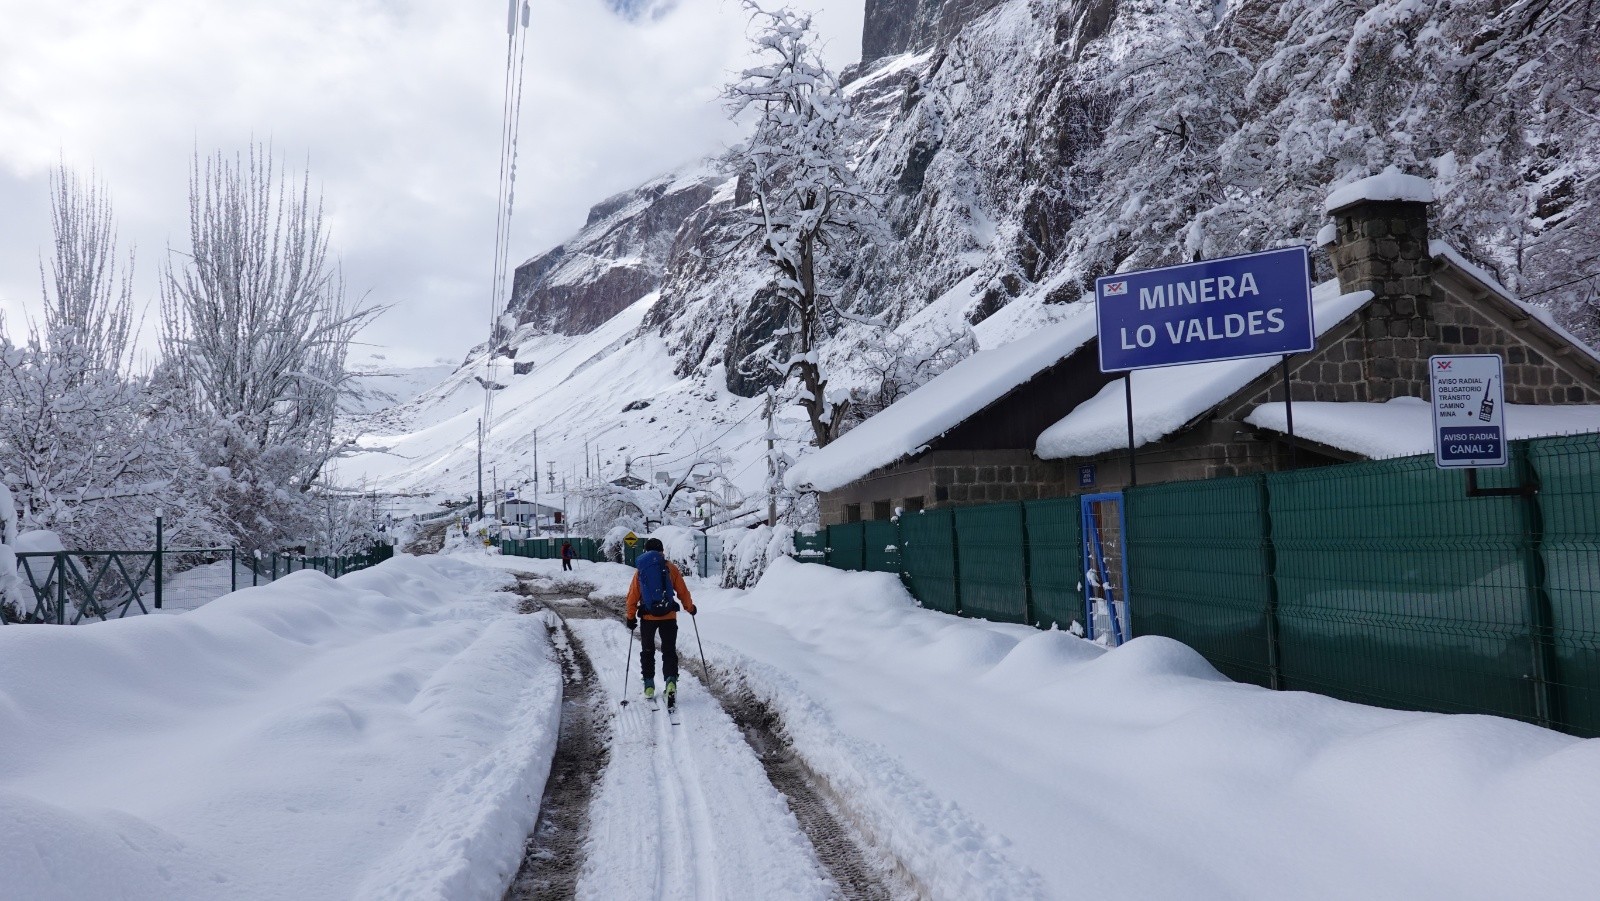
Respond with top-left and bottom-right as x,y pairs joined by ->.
901,509 -> 959,614
1268,453 -> 1536,722
863,521 -> 900,574
828,522 -> 866,572
1529,434 -> 1600,736
794,530 -> 827,564
1126,475 -> 1273,686
1024,497 -> 1084,630
953,504 -> 1027,623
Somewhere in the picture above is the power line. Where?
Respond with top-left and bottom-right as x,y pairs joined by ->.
1521,271 -> 1600,300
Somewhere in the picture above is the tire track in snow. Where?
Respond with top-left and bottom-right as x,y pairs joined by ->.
496,571 -> 905,900
572,617 -> 834,901
502,579 -> 609,901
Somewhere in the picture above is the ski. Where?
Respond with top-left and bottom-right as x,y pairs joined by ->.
666,692 -> 680,725
647,694 -> 660,712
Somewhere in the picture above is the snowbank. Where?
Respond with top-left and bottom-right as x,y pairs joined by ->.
1247,396 -> 1600,458
698,558 -> 1600,900
0,555 -> 562,901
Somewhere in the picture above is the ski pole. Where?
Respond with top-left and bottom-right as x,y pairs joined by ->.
618,626 -> 635,709
689,612 -> 715,691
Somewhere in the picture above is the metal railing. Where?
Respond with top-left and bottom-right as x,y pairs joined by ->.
6,542 -> 396,626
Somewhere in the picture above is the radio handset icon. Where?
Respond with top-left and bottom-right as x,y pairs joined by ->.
1478,378 -> 1495,422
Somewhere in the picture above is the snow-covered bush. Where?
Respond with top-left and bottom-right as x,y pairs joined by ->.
651,525 -> 700,573
0,483 -> 20,623
721,523 -> 797,589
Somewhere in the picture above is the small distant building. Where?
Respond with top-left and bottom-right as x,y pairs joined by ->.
788,171 -> 1600,525
497,499 -> 563,529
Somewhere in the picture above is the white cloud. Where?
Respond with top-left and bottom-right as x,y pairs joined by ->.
0,0 -> 863,365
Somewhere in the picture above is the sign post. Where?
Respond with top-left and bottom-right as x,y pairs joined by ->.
1429,354 -> 1507,469
1095,246 -> 1316,478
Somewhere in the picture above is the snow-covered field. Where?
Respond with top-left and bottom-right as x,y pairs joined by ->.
5,549 -> 1598,900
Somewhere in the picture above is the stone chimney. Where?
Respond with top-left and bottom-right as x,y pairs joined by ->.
1322,166 -> 1438,401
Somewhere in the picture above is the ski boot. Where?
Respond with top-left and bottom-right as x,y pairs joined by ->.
664,677 -> 678,711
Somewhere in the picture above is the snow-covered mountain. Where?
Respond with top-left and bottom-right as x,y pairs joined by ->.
343,0 -> 1599,511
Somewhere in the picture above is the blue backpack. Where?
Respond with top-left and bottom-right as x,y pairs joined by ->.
635,550 -> 679,616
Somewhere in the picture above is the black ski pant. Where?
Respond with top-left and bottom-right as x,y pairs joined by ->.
561,557 -> 573,571
638,619 -> 679,682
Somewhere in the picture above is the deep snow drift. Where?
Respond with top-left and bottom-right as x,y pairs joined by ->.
0,556 -> 562,901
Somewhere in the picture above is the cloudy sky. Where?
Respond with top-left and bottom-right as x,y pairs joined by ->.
0,0 -> 863,366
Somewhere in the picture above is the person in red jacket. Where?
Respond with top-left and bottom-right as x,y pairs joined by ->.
560,540 -> 575,571
625,538 -> 696,705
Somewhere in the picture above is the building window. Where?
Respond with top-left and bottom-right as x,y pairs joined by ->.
845,504 -> 861,523
934,485 -> 948,502
904,496 -> 925,513
872,500 -> 892,521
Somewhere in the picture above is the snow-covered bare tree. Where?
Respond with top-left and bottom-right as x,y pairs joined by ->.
160,144 -> 379,554
0,168 -> 207,550
839,325 -> 977,429
40,166 -> 136,376
574,448 -> 741,535
724,2 -> 879,447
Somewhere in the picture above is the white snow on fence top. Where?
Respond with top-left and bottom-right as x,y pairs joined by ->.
1037,282 -> 1373,460
1247,396 -> 1600,458
786,311 -> 1098,491
1323,166 -> 1434,213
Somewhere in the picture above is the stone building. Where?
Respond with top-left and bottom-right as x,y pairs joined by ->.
787,171 -> 1600,526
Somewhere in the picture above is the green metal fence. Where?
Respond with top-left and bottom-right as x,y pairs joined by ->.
1023,497 -> 1085,630
797,434 -> 1600,737
954,504 -> 1028,624
496,536 -> 603,563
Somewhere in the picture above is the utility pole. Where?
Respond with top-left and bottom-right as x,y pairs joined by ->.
532,429 -> 539,535
765,388 -> 777,527
476,417 -> 484,520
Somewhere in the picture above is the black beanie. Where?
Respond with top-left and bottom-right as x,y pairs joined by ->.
644,537 -> 665,552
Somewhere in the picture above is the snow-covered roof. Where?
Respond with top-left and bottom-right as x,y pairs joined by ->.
1430,240 -> 1600,368
1036,282 -> 1373,460
786,312 -> 1099,492
1323,166 -> 1434,213
1246,396 -> 1600,459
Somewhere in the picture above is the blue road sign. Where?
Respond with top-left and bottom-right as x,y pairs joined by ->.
1077,463 -> 1096,488
1095,247 -> 1315,372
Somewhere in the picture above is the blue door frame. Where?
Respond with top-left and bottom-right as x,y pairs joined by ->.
1080,492 -> 1131,645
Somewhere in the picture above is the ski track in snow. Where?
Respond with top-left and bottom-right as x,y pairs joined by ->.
571,619 -> 832,901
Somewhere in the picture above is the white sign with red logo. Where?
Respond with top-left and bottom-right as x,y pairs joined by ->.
1429,354 -> 1506,469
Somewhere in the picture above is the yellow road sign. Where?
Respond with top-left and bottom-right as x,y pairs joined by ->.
623,531 -> 638,547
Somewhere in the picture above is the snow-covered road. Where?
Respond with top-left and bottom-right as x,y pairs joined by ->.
6,549 -> 1599,900
571,618 -> 832,901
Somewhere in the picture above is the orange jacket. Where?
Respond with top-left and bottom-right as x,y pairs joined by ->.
625,561 -> 696,621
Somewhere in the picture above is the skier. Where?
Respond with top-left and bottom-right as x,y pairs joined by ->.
625,538 -> 696,708
560,540 -> 576,572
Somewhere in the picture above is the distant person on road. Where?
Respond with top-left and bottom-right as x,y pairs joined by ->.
561,540 -> 575,571
625,537 -> 696,706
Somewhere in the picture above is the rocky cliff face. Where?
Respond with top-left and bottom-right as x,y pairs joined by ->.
860,0 -> 1009,65
501,0 -> 1599,396
506,165 -> 722,336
